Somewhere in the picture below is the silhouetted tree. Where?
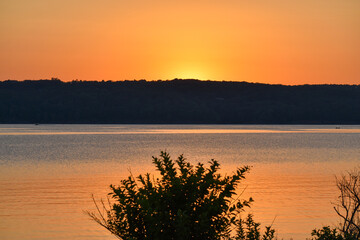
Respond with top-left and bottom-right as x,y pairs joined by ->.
334,168 -> 360,238
311,168 -> 360,240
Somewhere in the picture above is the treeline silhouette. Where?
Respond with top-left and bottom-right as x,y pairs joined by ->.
1,78 -> 360,124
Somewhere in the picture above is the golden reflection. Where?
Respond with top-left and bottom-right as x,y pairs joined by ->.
1,128 -> 360,135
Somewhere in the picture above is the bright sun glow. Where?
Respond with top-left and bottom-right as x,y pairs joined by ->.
174,71 -> 210,80
168,64 -> 214,80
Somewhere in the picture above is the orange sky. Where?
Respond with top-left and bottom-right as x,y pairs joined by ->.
0,0 -> 359,85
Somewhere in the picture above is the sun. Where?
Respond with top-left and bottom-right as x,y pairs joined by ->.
174,71 -> 210,80
168,65 -> 214,80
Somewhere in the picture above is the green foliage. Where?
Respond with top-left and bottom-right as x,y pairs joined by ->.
88,151 -> 276,240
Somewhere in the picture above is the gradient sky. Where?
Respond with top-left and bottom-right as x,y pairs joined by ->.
1,0 -> 359,84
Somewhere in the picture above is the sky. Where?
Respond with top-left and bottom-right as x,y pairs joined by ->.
0,0 -> 359,85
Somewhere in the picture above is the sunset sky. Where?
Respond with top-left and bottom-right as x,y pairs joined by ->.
1,0 -> 359,85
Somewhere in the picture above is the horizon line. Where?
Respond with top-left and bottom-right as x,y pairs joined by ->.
1,78 -> 359,87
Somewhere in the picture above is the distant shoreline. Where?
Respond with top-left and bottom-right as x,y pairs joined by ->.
1,79 -> 360,124
2,78 -> 360,87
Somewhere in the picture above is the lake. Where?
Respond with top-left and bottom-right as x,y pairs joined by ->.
0,124 -> 359,239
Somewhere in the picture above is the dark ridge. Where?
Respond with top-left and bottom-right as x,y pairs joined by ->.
1,78 -> 360,124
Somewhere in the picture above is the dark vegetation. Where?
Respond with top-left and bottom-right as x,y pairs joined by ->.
312,168 -> 360,240
87,151 -> 360,239
1,78 -> 360,124
87,151 -> 276,240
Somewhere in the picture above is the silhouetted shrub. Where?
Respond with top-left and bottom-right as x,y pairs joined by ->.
311,168 -> 360,240
236,214 -> 276,240
88,151 -> 276,240
311,226 -> 355,240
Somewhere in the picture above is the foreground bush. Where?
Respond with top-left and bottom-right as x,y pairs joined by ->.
311,226 -> 358,240
88,151 -> 276,240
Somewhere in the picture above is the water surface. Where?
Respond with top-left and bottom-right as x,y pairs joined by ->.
0,124 -> 359,239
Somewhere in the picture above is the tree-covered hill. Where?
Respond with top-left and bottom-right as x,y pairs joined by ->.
1,79 -> 359,124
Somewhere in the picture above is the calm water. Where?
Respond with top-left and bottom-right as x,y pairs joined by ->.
0,124 -> 360,240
